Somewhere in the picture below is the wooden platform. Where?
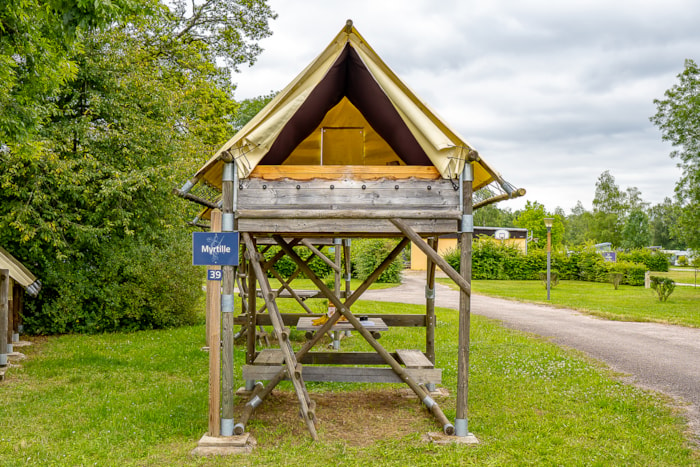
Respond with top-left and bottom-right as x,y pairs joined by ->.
243,348 -> 441,384
295,316 -> 388,332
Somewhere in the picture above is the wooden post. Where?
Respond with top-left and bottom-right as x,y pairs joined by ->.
456,162 -> 474,437
7,278 -> 13,348
425,237 -> 438,365
220,157 -> 236,436
207,210 -> 222,437
0,269 -> 8,367
343,239 -> 351,297
245,236 -> 257,390
12,284 -> 22,341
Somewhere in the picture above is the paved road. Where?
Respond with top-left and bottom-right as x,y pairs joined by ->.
362,271 -> 700,443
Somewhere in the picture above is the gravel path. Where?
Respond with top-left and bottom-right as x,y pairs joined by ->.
362,271 -> 700,443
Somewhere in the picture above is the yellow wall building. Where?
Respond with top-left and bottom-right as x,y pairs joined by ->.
410,227 -> 528,271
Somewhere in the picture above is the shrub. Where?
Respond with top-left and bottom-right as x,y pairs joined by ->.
650,276 -> 676,301
619,250 -> 669,272
23,232 -> 201,334
351,238 -> 403,283
442,242 -> 649,287
261,245 -> 334,280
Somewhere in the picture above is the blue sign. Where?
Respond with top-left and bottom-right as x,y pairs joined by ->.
192,232 -> 239,266
207,269 -> 222,281
601,251 -> 617,263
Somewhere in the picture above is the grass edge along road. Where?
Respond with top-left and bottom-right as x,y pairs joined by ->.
0,299 -> 698,465
458,279 -> 700,328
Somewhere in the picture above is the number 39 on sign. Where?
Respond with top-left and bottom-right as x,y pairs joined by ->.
207,269 -> 223,281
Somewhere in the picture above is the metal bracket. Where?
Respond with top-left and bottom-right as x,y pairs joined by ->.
221,294 -> 234,313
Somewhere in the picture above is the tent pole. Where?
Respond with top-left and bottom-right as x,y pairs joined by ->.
219,157 -> 236,436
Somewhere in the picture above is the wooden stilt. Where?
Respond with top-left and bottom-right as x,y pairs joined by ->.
0,270 -> 8,367
456,163 -> 474,437
426,237 -> 438,365
207,211 -> 222,437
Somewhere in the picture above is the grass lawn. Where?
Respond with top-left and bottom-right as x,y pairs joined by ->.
1,298 -> 698,465
441,279 -> 700,328
657,268 -> 700,286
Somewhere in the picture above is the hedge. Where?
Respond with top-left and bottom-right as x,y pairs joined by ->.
444,241 -> 651,286
261,238 -> 404,284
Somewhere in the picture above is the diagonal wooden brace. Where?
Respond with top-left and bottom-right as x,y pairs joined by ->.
234,236 -> 410,433
275,235 -> 454,435
241,233 -> 318,441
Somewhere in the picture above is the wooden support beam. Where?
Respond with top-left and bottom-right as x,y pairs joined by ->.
242,233 -> 318,440
301,239 -> 341,273
426,237 -> 438,364
274,236 -> 454,434
220,163 -> 235,437
390,218 -> 471,296
234,236 -> 409,433
237,209 -> 461,220
456,163 -> 474,437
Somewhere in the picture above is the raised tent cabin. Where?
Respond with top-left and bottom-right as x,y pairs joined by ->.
0,246 -> 41,376
178,20 -> 524,446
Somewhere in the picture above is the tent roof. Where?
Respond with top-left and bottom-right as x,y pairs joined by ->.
0,246 -> 41,296
189,20 -> 505,190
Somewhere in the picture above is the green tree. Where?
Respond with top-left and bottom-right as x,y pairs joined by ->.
590,171 -> 627,246
621,209 -> 651,250
513,201 -> 564,249
0,0 -> 276,333
473,188 -> 516,227
0,0 -> 145,143
649,198 -> 685,249
651,59 -> 700,250
233,92 -> 277,131
564,201 -> 595,246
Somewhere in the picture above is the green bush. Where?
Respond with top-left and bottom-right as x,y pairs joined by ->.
444,242 -> 649,286
261,245 -> 334,280
350,238 -> 403,283
650,276 -> 676,301
619,250 -> 669,272
23,232 -> 201,334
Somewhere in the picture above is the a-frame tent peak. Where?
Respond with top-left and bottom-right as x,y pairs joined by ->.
190,20 -> 504,192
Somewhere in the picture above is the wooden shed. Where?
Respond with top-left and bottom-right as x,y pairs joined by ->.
0,246 -> 40,371
178,20 -> 524,444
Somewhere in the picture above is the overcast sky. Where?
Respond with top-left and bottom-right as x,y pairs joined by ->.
230,0 -> 699,213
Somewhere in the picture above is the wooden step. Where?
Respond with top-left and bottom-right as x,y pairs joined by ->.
396,349 -> 434,369
243,364 -> 441,384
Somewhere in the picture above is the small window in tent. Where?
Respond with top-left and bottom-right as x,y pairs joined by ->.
321,127 -> 364,165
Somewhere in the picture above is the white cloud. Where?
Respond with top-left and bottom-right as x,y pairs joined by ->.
230,0 -> 699,212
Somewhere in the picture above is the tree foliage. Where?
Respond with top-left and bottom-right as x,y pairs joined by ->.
0,0 -> 276,333
513,201 -> 564,249
651,59 -> 700,250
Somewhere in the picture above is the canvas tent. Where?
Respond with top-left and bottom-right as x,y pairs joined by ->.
182,20 -> 519,205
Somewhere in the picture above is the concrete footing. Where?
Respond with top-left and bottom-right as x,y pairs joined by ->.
424,431 -> 479,445
190,433 -> 256,456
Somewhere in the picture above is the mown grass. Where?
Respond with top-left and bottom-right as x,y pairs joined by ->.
462,279 -> 700,328
657,268 -> 700,286
1,297 -> 697,465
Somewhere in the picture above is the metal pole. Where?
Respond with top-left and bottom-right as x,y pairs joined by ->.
546,226 -> 552,301
220,158 -> 236,436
